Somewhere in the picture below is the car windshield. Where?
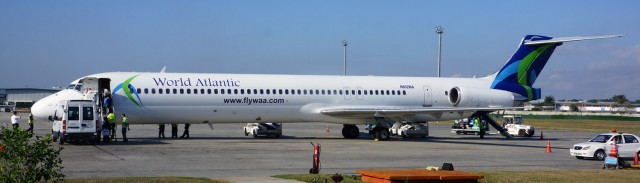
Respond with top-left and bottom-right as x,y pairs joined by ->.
589,135 -> 612,143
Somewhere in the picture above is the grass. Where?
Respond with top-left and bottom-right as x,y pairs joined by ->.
275,170 -> 640,183
63,177 -> 227,183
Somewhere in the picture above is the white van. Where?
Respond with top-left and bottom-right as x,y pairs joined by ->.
49,100 -> 99,144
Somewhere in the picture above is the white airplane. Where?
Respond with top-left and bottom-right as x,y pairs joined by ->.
31,34 -> 621,140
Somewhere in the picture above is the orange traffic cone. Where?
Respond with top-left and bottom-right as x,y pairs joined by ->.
609,141 -> 618,158
634,152 -> 638,165
546,140 -> 552,153
539,131 -> 544,140
326,126 -> 330,133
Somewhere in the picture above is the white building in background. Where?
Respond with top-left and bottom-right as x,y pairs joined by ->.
0,88 -> 60,112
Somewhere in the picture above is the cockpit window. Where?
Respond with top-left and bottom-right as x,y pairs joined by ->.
66,84 -> 83,91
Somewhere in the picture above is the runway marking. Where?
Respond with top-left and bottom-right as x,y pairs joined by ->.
93,145 -> 125,160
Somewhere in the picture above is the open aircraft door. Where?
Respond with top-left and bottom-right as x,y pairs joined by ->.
423,86 -> 432,107
81,77 -> 99,101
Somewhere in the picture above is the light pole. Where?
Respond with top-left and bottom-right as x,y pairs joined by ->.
435,26 -> 443,77
342,40 -> 348,76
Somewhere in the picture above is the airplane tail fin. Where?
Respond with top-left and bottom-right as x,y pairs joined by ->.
490,35 -> 621,101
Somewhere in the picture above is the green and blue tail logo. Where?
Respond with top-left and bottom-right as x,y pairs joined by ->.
491,35 -> 561,101
112,74 -> 144,108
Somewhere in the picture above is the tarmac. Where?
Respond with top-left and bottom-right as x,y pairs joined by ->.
1,112 -> 608,182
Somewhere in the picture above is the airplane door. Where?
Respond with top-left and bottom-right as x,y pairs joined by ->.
423,85 -> 432,107
81,77 -> 99,100
343,87 -> 351,100
356,87 -> 364,100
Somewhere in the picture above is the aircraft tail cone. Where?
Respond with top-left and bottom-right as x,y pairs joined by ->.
546,140 -> 552,153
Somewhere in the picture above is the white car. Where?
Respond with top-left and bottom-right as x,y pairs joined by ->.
243,123 -> 282,138
389,122 -> 428,138
570,132 -> 640,160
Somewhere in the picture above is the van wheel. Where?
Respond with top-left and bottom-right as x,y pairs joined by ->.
59,133 -> 65,145
52,130 -> 58,142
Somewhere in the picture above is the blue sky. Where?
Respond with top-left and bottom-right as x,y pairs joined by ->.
1,0 -> 638,100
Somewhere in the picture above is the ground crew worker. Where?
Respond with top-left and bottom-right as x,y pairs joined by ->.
121,114 -> 130,142
103,96 -> 110,112
158,124 -> 166,139
27,113 -> 34,132
11,111 -> 21,129
477,118 -> 485,139
181,124 -> 190,139
171,123 -> 178,139
107,111 -> 116,140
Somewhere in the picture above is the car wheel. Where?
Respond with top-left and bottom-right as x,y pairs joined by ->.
594,150 -> 605,161
456,131 -> 461,135
576,156 -> 584,159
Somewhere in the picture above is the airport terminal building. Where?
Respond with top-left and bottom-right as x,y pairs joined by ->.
0,88 -> 60,112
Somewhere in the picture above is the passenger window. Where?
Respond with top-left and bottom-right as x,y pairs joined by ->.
234,89 -> 238,94
83,107 -> 93,120
344,90 -> 348,95
297,89 -> 301,94
151,88 -> 155,94
194,89 -> 198,94
158,88 -> 163,94
357,90 -> 362,95
403,90 -> 406,95
279,89 -> 283,95
187,89 -> 191,94
364,90 -> 367,95
392,90 -> 396,95
227,89 -> 231,94
339,90 -> 343,95
322,90 -> 326,95
351,90 -> 356,95
68,107 -> 79,120
333,90 -> 337,95
247,89 -> 252,94
272,89 -> 277,94
220,89 -> 225,94
137,88 -> 141,94
285,90 -> 289,95
266,89 -> 271,94
144,88 -> 149,94
214,89 -> 218,94
386,90 -> 390,95
201,89 -> 205,94
375,90 -> 379,95
303,90 -> 308,95
207,89 -> 211,94
173,89 -> 177,94
180,89 -> 184,94
253,89 -> 258,94
260,89 -> 264,94
241,89 -> 245,94
624,135 -> 639,143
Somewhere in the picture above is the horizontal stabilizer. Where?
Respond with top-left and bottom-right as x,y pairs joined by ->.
524,35 -> 622,45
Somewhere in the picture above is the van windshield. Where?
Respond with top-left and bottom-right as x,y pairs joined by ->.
68,107 -> 79,120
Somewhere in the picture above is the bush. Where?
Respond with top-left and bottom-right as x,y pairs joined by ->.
0,128 -> 65,182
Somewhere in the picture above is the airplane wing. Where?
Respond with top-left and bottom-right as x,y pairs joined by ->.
320,106 -> 522,119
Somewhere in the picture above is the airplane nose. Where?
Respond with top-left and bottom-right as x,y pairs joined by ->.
31,97 -> 52,121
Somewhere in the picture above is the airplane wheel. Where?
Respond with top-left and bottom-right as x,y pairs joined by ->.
341,125 -> 359,139
379,129 -> 391,140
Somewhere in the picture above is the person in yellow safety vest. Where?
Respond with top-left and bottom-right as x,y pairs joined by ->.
477,118 -> 485,139
121,114 -> 130,142
171,123 -> 178,139
107,111 -> 116,139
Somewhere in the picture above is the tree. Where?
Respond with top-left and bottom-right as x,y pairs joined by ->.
611,95 -> 629,105
0,128 -> 65,182
543,95 -> 555,106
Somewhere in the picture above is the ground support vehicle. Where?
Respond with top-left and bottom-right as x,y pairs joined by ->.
570,132 -> 640,161
501,115 -> 535,137
50,100 -> 99,144
451,118 -> 488,135
389,122 -> 428,138
244,123 -> 282,138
